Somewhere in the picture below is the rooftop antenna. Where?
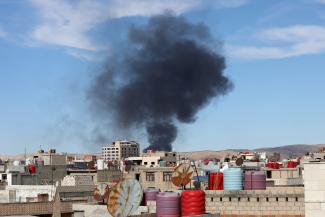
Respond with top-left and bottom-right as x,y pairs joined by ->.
24,146 -> 27,163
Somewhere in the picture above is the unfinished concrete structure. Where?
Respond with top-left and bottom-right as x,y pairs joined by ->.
304,161 -> 325,217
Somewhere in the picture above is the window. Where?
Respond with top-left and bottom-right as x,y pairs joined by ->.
146,172 -> 155,182
163,172 -> 172,182
267,170 -> 272,179
2,174 -> 7,180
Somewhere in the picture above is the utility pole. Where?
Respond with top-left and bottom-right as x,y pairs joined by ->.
51,151 -> 53,185
24,146 -> 26,164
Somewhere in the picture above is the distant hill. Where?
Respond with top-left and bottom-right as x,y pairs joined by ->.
179,144 -> 325,160
254,144 -> 325,159
1,144 -> 325,161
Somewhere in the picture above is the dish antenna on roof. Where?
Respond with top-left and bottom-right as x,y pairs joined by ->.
107,179 -> 142,217
171,163 -> 194,189
93,183 -> 110,203
235,157 -> 244,167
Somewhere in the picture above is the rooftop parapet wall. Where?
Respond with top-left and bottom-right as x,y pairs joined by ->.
204,187 -> 304,216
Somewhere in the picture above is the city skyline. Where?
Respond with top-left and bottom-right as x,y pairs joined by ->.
0,0 -> 325,154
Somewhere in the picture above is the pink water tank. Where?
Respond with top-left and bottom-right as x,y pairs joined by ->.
156,192 -> 180,217
244,171 -> 266,190
144,188 -> 160,205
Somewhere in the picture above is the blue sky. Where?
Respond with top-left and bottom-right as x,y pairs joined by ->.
0,0 -> 325,154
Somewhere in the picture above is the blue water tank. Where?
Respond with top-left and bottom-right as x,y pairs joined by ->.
223,168 -> 243,190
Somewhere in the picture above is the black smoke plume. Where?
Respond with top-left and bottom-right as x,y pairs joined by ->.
89,13 -> 232,152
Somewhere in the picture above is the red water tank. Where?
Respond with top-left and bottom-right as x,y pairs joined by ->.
181,190 -> 205,217
287,161 -> 298,168
28,164 -> 36,174
267,162 -> 280,169
208,172 -> 223,190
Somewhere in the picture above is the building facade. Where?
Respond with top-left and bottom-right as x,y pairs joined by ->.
304,161 -> 325,217
102,140 -> 140,161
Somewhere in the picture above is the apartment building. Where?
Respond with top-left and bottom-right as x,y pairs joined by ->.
102,140 -> 140,161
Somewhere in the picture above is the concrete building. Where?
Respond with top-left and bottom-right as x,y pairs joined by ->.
126,151 -> 177,168
304,161 -> 325,217
40,153 -> 67,166
264,167 -> 303,187
39,165 -> 67,185
97,166 -> 122,184
1,185 -> 56,203
137,167 -> 177,191
126,156 -> 161,167
84,155 -> 97,162
61,175 -> 94,186
4,172 -> 40,185
102,140 -> 140,161
0,163 -> 5,173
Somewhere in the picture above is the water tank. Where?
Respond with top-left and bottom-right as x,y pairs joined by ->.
156,192 -> 180,217
25,158 -> 32,166
223,168 -> 242,190
13,160 -> 20,166
287,161 -> 298,168
28,164 -> 36,174
97,159 -> 104,170
244,171 -> 266,190
267,162 -> 280,169
35,158 -> 44,166
144,188 -> 160,205
181,190 -> 205,217
208,172 -> 223,190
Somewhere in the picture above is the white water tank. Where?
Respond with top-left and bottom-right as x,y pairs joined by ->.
25,158 -> 32,165
13,160 -> 20,166
97,159 -> 104,170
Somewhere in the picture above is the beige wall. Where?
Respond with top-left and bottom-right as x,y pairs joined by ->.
205,187 -> 304,216
304,162 -> 325,217
139,167 -> 176,191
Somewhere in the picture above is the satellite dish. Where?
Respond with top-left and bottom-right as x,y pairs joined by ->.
93,183 -> 110,202
171,163 -> 193,187
236,157 -> 244,166
107,179 -> 142,217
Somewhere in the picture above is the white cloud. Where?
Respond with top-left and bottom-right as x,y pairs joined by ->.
226,25 -> 325,59
30,0 -> 249,54
30,0 -> 108,51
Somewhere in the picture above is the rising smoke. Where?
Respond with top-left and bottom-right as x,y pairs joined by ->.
89,13 -> 233,151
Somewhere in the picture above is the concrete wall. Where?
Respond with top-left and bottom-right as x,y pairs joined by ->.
42,154 -> 67,166
62,175 -> 94,186
40,165 -> 67,184
6,185 -> 55,202
97,169 -> 122,183
10,173 -> 40,185
304,162 -> 325,217
73,204 -> 149,217
0,190 -> 9,203
205,187 -> 304,216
